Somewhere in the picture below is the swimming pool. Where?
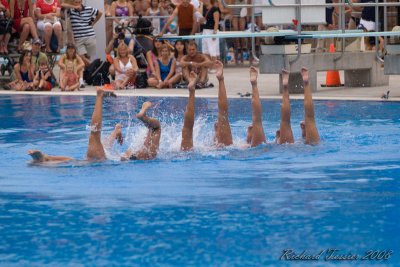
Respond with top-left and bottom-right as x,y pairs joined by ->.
0,95 -> 399,266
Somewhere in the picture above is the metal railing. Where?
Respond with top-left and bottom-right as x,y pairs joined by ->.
218,0 -> 400,66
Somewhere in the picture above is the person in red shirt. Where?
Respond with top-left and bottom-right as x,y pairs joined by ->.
10,0 -> 39,52
0,0 -> 12,54
35,0 -> 62,53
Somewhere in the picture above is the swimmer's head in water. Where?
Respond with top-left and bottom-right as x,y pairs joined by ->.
27,150 -> 45,162
300,121 -> 306,138
246,125 -> 253,144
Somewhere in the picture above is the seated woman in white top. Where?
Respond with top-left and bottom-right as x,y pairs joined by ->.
35,0 -> 62,53
113,43 -> 139,90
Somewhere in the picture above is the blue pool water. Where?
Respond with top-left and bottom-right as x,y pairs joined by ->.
0,95 -> 399,266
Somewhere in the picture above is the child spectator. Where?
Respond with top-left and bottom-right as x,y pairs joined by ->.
8,50 -> 34,90
0,0 -> 12,54
33,57 -> 56,91
60,61 -> 79,91
58,43 -> 85,88
165,3 -> 177,34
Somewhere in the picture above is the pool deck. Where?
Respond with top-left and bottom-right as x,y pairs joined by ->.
1,67 -> 399,101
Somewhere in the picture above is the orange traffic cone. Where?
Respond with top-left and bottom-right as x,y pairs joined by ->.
321,44 -> 344,87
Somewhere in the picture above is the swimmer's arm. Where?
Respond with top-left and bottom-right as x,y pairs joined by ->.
28,150 -> 73,163
45,155 -> 74,162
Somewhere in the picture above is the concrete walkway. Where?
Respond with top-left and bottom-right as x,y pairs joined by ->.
1,67 -> 399,101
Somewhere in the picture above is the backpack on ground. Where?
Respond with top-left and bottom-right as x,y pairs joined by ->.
84,59 -> 111,86
135,70 -> 148,88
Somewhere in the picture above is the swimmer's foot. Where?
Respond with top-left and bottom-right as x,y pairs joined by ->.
250,66 -> 258,85
301,67 -> 309,83
215,60 -> 224,80
114,123 -> 123,145
97,87 -> 116,98
188,71 -> 197,92
282,69 -> 290,88
27,149 -> 46,162
136,101 -> 152,119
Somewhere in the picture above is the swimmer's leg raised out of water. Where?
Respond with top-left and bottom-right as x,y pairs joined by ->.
214,60 -> 233,147
86,88 -> 116,161
181,71 -> 197,151
276,69 -> 294,144
248,66 -> 266,147
27,149 -> 73,163
301,67 -> 320,145
122,102 -> 161,160
104,123 -> 124,149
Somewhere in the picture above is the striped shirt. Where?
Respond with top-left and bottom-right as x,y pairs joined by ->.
70,5 -> 98,39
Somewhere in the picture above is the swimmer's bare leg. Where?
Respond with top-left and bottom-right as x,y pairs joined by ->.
249,66 -> 266,147
136,102 -> 160,130
278,69 -> 294,144
301,67 -> 320,145
28,149 -> 73,163
215,60 -> 233,146
127,102 -> 161,160
86,88 -> 116,161
105,123 -> 124,149
181,71 -> 197,151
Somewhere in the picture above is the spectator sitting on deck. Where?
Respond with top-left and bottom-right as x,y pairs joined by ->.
113,42 -> 138,90
105,25 -> 135,78
181,41 -> 212,88
154,44 -> 179,89
8,50 -> 34,91
60,61 -> 80,91
58,43 -> 85,88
